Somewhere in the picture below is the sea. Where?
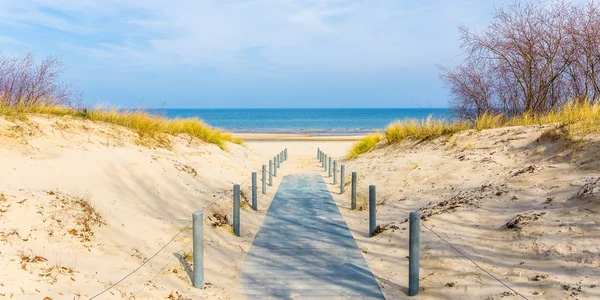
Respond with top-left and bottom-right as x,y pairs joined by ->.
148,108 -> 452,135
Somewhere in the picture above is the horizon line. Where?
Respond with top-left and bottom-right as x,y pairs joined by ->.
137,107 -> 451,110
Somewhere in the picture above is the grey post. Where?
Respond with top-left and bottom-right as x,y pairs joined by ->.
274,159 -> 278,177
262,165 -> 266,194
323,154 -> 327,169
409,212 -> 421,296
284,148 -> 288,161
252,172 -> 257,211
340,165 -> 345,194
328,157 -> 332,178
233,184 -> 240,237
351,172 -> 357,210
269,160 -> 273,186
192,211 -> 204,289
369,185 -> 376,237
317,148 -> 320,160
333,160 -> 338,185
277,154 -> 280,167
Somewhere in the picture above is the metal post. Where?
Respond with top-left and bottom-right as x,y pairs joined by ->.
262,165 -> 266,194
369,185 -> 376,237
351,172 -> 357,210
269,160 -> 273,186
340,165 -> 345,194
192,211 -> 204,289
409,212 -> 421,296
284,148 -> 288,161
274,159 -> 278,177
233,184 -> 240,237
252,172 -> 257,211
328,157 -> 332,178
333,161 -> 338,185
277,154 -> 280,167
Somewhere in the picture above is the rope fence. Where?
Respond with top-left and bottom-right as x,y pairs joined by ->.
315,148 -> 530,299
88,148 -> 289,299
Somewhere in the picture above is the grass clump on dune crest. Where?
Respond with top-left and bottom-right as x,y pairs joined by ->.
386,116 -> 468,144
349,101 -> 600,158
0,105 -> 241,150
347,132 -> 383,159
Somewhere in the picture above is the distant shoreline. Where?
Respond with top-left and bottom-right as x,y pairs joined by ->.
234,133 -> 365,141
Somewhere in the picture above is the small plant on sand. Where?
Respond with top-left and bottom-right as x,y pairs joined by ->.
207,205 -> 230,228
355,193 -> 368,211
347,132 -> 383,159
182,251 -> 193,262
19,252 -> 47,270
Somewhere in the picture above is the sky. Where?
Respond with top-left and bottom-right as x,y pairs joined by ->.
0,0 -> 510,108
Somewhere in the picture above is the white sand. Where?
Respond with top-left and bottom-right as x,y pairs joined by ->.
326,125 -> 600,299
1,116 -> 599,299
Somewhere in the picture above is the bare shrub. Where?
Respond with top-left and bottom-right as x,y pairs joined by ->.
0,51 -> 74,107
440,0 -> 600,119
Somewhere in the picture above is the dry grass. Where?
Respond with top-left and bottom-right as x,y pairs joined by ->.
349,101 -> 600,158
355,193 -> 368,211
347,132 -> 383,159
386,116 -> 468,144
0,105 -> 241,150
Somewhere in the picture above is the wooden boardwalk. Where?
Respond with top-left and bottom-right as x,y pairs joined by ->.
241,172 -> 384,299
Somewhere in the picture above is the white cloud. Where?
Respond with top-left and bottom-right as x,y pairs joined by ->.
0,0 -> 505,73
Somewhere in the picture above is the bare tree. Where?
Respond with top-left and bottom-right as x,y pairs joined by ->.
440,0 -> 599,118
0,51 -> 74,107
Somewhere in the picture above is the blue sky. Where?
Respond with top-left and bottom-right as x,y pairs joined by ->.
0,0 -> 509,108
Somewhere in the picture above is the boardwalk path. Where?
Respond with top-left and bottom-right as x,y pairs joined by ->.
241,172 -> 385,299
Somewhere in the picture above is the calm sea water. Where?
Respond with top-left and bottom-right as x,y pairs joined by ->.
148,108 -> 452,135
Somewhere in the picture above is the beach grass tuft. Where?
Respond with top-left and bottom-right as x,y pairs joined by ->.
0,105 -> 240,150
349,100 -> 600,158
347,132 -> 383,159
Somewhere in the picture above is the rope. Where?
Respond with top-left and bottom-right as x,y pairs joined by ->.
89,191 -> 230,299
323,156 -> 529,300
90,149 -> 289,298
89,151 -> 287,299
88,221 -> 192,299
419,220 -> 529,300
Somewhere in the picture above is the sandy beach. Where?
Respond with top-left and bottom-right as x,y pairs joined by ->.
1,115 -> 599,299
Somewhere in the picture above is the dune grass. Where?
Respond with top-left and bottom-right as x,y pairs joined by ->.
0,105 -> 241,150
347,132 -> 383,159
348,101 -> 600,158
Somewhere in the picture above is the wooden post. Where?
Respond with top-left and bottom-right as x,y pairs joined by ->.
409,212 -> 421,296
192,211 -> 204,289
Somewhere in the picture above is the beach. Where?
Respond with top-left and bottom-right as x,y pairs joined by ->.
0,115 -> 599,299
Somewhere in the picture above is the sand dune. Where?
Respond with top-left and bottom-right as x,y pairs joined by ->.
327,125 -> 600,299
0,115 -> 293,299
1,115 -> 599,299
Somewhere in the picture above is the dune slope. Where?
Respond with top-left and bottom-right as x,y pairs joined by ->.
0,115 -> 280,299
332,125 -> 600,300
